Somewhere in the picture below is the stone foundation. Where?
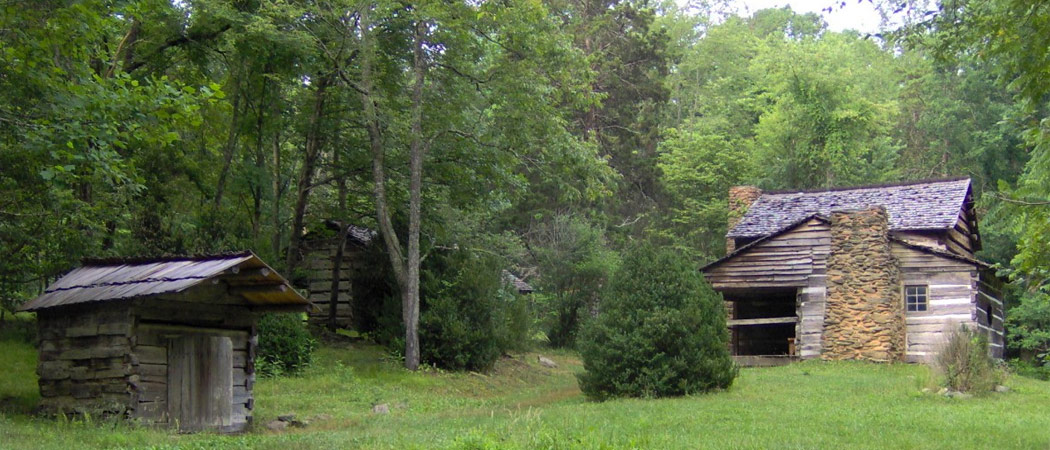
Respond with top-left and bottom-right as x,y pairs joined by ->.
822,206 -> 905,362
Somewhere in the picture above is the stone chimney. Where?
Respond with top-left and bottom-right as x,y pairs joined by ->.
726,186 -> 763,254
821,206 -> 905,362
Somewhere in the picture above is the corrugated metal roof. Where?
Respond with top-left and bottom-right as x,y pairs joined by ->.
728,178 -> 972,239
19,252 -> 310,312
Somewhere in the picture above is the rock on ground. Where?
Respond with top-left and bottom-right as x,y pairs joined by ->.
266,420 -> 288,431
372,403 -> 390,414
538,356 -> 558,368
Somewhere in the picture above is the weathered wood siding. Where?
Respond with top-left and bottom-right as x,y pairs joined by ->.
302,238 -> 365,327
131,297 -> 255,432
892,243 -> 981,363
35,304 -> 135,416
977,269 -> 1005,358
707,218 -> 831,360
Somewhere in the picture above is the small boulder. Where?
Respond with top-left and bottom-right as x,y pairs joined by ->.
995,385 -> 1010,393
372,403 -> 390,414
266,420 -> 289,431
277,414 -> 296,422
538,356 -> 558,369
290,419 -> 310,428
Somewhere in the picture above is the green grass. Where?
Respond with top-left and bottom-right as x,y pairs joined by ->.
1,335 -> 1049,449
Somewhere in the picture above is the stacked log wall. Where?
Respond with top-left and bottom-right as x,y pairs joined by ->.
302,238 -> 364,327
977,269 -> 1005,358
35,304 -> 135,416
131,297 -> 256,431
891,243 -> 982,363
706,218 -> 830,360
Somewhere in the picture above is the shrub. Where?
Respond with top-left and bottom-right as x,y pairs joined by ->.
419,249 -> 506,371
256,313 -> 317,377
934,325 -> 1004,393
577,243 -> 737,399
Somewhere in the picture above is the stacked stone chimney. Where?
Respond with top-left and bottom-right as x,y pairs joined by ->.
821,206 -> 905,362
726,186 -> 763,255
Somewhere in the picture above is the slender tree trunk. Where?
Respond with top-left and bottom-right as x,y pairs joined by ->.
328,223 -> 349,330
215,66 -> 243,209
402,19 -> 427,372
271,127 -> 283,258
286,76 -> 330,272
252,82 -> 268,241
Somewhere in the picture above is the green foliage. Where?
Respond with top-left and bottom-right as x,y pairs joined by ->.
577,244 -> 736,399
419,250 -> 508,371
255,313 -> 317,377
656,126 -> 755,260
934,326 -> 1004,393
529,215 -> 619,348
1006,291 -> 1050,359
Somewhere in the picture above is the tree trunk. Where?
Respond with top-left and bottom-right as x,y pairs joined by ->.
214,67 -> 243,209
402,19 -> 427,372
271,120 -> 284,258
328,223 -> 349,330
286,76 -> 330,272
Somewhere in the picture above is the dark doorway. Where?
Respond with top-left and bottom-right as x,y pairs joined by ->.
727,289 -> 798,356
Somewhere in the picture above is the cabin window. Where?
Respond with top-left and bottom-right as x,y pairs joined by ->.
905,285 -> 928,312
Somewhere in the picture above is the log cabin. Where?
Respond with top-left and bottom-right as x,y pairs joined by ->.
701,178 -> 1004,365
300,222 -> 377,328
18,252 -> 311,433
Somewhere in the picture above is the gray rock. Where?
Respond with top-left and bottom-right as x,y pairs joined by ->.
937,388 -> 949,395
538,356 -> 558,368
290,419 -> 310,428
266,420 -> 288,431
277,414 -> 296,422
372,403 -> 390,414
945,391 -> 973,399
995,385 -> 1010,393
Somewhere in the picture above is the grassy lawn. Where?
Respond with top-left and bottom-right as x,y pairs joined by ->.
1,334 -> 1049,449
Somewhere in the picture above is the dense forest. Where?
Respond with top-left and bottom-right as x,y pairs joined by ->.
2,0 -> 1049,370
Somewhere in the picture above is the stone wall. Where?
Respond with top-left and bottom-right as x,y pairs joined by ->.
726,186 -> 763,254
822,206 -> 905,362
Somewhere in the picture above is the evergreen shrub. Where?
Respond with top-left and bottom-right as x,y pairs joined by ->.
256,313 -> 317,377
577,243 -> 737,399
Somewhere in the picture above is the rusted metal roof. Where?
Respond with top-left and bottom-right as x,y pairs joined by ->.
19,252 -> 310,312
728,178 -> 972,239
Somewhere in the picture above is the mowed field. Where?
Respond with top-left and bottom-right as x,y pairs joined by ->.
1,333 -> 1049,450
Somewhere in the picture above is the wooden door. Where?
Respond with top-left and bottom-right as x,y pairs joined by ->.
167,334 -> 233,432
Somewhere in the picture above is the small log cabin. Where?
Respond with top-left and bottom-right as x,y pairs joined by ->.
701,178 -> 1004,365
300,222 -> 376,328
18,252 -> 310,433
300,222 -> 536,329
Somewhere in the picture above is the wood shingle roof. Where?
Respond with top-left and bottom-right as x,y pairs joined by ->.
727,178 -> 972,239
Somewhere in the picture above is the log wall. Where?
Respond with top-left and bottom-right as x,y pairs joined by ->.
707,218 -> 831,360
302,238 -> 366,327
892,243 -> 981,363
36,304 -> 135,417
131,297 -> 256,432
706,216 -> 999,364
